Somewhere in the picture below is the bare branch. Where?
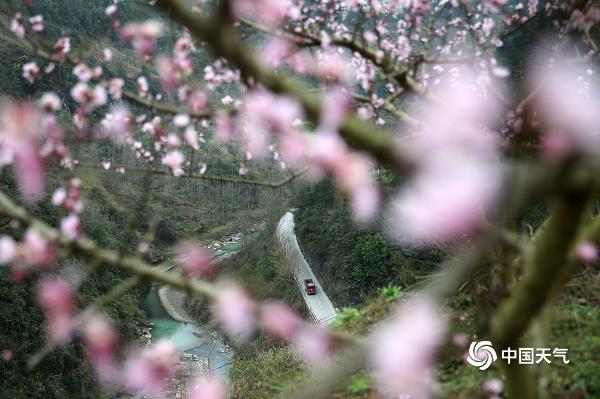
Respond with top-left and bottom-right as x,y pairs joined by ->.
75,163 -> 308,188
156,0 -> 416,173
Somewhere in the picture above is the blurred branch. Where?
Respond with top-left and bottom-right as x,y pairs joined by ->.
119,89 -> 215,119
491,183 -> 595,349
75,162 -> 308,188
352,93 -> 419,126
240,17 -> 437,103
27,275 -> 142,370
0,190 -> 219,298
490,175 -> 596,398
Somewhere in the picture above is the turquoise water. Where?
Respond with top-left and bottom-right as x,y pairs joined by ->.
140,232 -> 258,377
143,287 -> 232,377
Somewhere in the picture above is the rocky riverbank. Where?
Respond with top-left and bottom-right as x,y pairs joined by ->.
157,286 -> 196,324
156,228 -> 255,324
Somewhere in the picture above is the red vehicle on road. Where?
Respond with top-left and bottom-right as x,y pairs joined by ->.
304,279 -> 316,295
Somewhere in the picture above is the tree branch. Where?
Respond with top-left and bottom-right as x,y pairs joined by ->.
75,162 -> 308,188
156,0 -> 416,173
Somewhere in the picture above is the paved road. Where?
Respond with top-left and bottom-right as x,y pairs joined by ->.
277,212 -> 337,325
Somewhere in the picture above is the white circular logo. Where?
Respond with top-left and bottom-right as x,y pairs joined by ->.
467,341 -> 497,370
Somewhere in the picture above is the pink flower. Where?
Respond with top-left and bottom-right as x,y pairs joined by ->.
484,0 -> 507,11
124,340 -> 178,396
576,241 -> 598,263
241,91 -> 302,159
0,235 -> 17,265
316,53 -> 350,83
101,161 -> 111,170
363,31 -> 377,43
138,242 -> 150,254
452,332 -> 469,348
231,0 -> 295,27
188,89 -> 208,113
73,63 -> 93,82
260,38 -> 293,68
214,283 -> 255,342
198,162 -> 207,174
532,55 -> 600,154
371,298 -> 446,399
108,78 -> 124,99
292,325 -> 331,364
54,37 -> 71,61
61,214 -> 81,240
11,13 -> 25,38
82,314 -> 118,385
162,150 -> 185,176
260,301 -> 301,340
93,66 -> 103,80
22,228 -> 56,269
137,76 -> 149,96
175,241 -> 213,276
38,92 -> 62,112
483,378 -> 503,395
71,83 -> 107,108
187,375 -> 225,399
221,95 -> 234,106
120,21 -> 164,58
105,4 -> 118,16
173,113 -> 191,128
386,71 -> 502,245
52,178 -> 83,214
174,36 -> 194,58
319,86 -> 352,132
308,132 -> 380,222
37,278 -> 76,344
29,15 -> 44,32
184,126 -> 200,150
569,8 -> 600,32
167,133 -> 181,148
0,102 -> 46,202
1,349 -> 13,361
103,48 -> 113,62
215,111 -> 234,142
156,57 -> 185,91
388,166 -> 499,244
97,106 -> 132,143
22,62 -> 40,83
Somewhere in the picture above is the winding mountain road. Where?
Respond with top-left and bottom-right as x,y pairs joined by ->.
277,211 -> 337,325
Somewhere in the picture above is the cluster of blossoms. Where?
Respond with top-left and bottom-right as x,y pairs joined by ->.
1,223 -> 227,397
175,241 -> 214,277
52,178 -> 84,240
388,70 -> 504,245
120,20 -> 164,58
0,229 -> 56,280
213,87 -> 381,222
155,34 -> 195,91
0,100 -> 71,202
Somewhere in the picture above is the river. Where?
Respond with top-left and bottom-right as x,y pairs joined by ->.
139,229 -> 261,381
142,283 -> 233,378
